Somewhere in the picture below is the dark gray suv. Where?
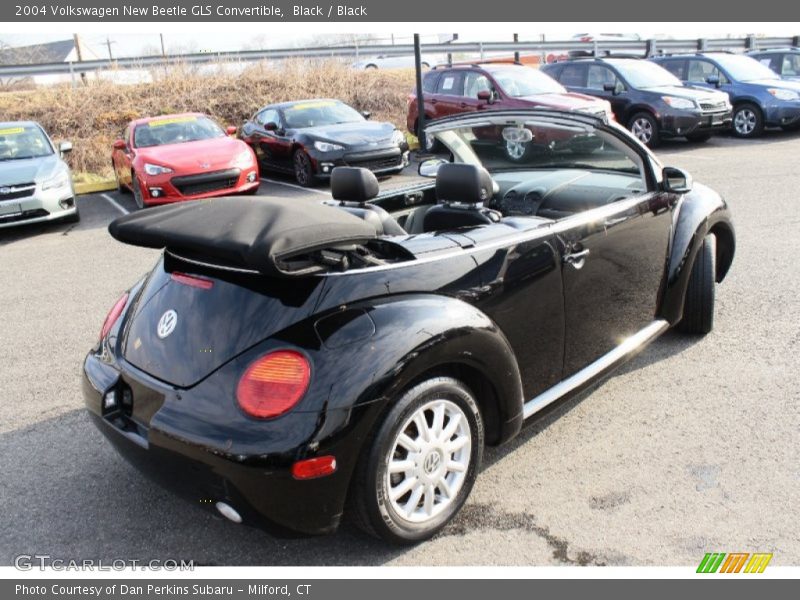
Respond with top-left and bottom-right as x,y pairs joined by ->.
542,57 -> 732,146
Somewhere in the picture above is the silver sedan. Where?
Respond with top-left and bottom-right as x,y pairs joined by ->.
0,121 -> 78,229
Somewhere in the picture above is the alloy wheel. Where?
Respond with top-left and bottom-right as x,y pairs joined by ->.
631,117 -> 654,144
294,151 -> 311,186
132,174 -> 144,209
384,399 -> 472,524
734,108 -> 757,136
505,140 -> 526,161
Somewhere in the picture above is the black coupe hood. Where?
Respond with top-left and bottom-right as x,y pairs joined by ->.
301,121 -> 395,145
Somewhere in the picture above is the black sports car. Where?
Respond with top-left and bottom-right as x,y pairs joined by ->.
83,109 -> 734,544
240,99 -> 410,187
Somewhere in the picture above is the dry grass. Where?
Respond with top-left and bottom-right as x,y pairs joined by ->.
0,60 -> 415,178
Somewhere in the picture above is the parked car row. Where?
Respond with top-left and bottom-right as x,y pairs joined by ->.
111,100 -> 411,208
410,50 -> 800,146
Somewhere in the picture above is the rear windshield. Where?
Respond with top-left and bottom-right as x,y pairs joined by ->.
0,124 -> 53,161
134,115 -> 224,148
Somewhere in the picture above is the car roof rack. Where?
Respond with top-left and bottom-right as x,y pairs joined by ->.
432,61 -> 526,70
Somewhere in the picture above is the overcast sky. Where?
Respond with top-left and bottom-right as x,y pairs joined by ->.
1,27 -> 794,58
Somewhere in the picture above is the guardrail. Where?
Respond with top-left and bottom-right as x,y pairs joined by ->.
1,36 -> 799,77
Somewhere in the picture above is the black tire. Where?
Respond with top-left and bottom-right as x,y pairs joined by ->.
685,132 -> 711,143
732,103 -> 764,138
350,376 -> 484,544
131,172 -> 145,209
678,234 -> 716,335
292,149 -> 316,187
628,112 -> 660,147
115,164 -> 129,194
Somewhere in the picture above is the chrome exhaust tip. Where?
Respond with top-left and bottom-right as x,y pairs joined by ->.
215,501 -> 242,523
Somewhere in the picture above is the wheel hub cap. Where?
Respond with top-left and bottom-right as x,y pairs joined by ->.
385,399 -> 471,523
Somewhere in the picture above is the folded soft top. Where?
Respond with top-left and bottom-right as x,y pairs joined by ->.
108,196 -> 377,276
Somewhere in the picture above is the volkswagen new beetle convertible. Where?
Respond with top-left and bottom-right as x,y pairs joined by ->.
83,109 -> 734,544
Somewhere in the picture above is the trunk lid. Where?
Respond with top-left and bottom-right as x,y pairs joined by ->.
121,255 -> 325,388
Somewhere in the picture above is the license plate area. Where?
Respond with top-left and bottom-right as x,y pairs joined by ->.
0,201 -> 22,216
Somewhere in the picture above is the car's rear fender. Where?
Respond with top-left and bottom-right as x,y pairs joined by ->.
301,294 -> 525,448
658,182 -> 735,325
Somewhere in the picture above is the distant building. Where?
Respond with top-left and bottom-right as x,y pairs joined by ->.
0,38 -> 103,86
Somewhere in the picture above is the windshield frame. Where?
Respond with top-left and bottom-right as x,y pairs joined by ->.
711,54 -> 781,82
0,123 -> 55,162
425,110 -> 654,190
133,115 -> 226,149
282,100 -> 365,129
609,60 -> 684,89
487,66 -> 567,97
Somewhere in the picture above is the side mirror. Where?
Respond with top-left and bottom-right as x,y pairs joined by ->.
225,125 -> 237,135
361,111 -> 372,120
477,90 -> 494,103
112,139 -> 126,150
59,141 -> 73,154
706,75 -> 720,87
662,166 -> 693,194
602,82 -> 616,92
264,122 -> 279,132
418,157 -> 448,178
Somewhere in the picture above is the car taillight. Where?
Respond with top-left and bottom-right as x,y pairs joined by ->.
99,292 -> 129,341
236,350 -> 311,419
171,272 -> 213,290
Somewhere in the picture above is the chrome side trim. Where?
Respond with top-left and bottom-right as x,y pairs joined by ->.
522,319 -> 669,420
165,250 -> 262,275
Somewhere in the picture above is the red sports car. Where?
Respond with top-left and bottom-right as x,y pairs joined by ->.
112,113 -> 259,208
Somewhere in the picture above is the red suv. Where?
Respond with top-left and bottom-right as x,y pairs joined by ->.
407,64 -> 613,150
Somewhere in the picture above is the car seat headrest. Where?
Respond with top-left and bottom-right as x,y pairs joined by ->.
331,167 -> 380,203
435,163 -> 494,205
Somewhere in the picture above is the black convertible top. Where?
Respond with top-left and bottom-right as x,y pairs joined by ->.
108,196 -> 377,277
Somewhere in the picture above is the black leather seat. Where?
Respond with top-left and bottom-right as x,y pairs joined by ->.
330,167 -> 406,236
422,163 -> 501,232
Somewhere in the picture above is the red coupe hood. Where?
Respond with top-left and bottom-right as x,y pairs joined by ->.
517,92 -> 606,111
136,137 -> 248,170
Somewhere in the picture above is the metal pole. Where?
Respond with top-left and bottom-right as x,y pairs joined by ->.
513,33 -> 519,63
413,34 -> 426,148
73,33 -> 86,83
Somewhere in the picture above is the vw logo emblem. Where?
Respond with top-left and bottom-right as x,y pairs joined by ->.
156,309 -> 178,339
0,187 -> 11,195
423,451 -> 441,474
199,161 -> 211,169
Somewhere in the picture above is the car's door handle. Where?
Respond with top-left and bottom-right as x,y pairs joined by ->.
563,249 -> 590,269
430,99 -> 438,104
460,102 -> 468,108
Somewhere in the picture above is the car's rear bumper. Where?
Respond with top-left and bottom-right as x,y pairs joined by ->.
82,351 -> 346,536
660,109 -> 732,137
0,183 -> 77,229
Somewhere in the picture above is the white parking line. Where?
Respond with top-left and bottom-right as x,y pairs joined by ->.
260,177 -> 329,196
101,193 -> 130,215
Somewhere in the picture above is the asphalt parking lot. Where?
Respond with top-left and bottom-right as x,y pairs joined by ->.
1,130 -> 799,567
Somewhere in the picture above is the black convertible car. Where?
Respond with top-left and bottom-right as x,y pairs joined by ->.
240,98 -> 409,187
83,109 -> 734,544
